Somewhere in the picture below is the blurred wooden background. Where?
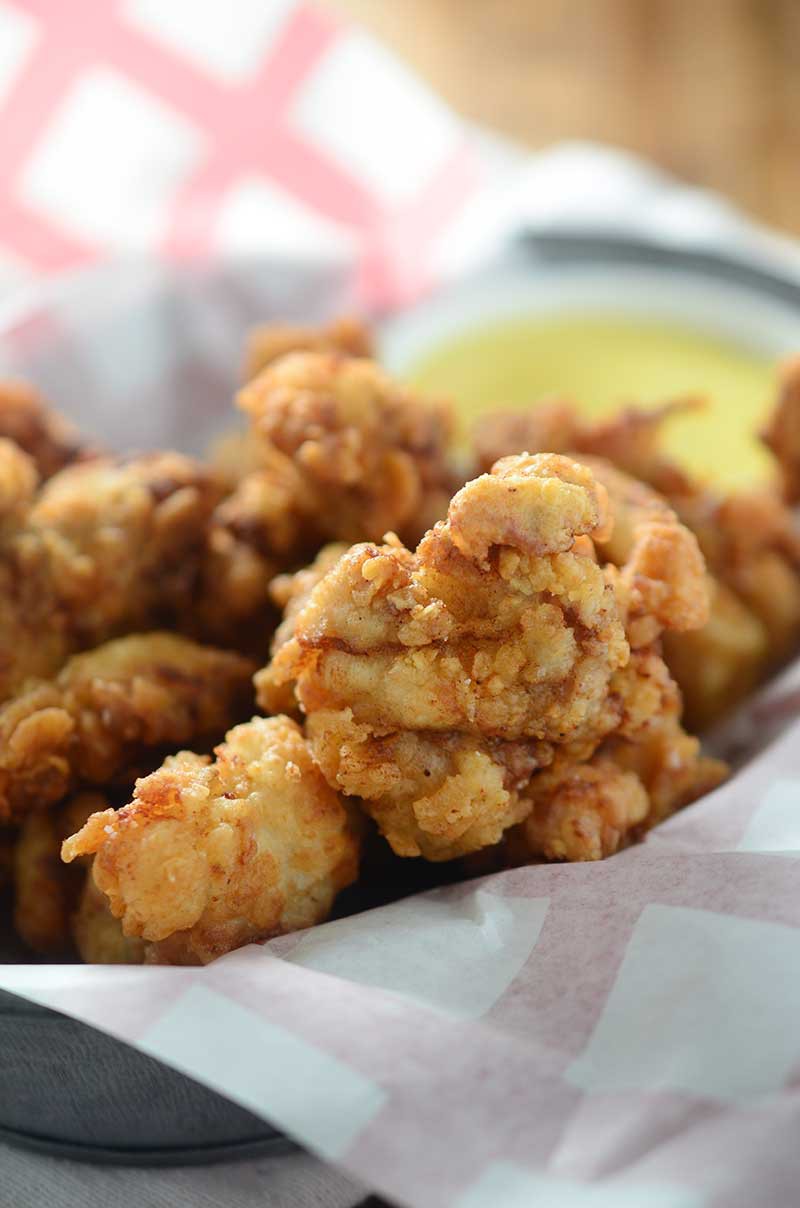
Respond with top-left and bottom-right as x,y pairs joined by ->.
327,0 -> 800,236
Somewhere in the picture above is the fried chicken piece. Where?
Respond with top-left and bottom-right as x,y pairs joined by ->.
243,316 -> 373,382
0,452 -> 225,699
266,454 -> 631,859
235,351 -> 457,549
0,379 -> 96,479
12,790 -> 104,955
0,633 -> 255,822
62,715 -> 360,965
762,356 -> 800,503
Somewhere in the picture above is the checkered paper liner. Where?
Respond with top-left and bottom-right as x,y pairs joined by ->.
1,3 -> 800,1206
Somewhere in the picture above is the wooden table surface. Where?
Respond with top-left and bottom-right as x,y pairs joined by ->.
327,0 -> 800,237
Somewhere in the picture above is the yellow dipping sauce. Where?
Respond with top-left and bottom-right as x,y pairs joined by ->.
406,313 -> 776,488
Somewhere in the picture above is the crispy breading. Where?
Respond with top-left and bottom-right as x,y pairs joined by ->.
243,316 -> 373,382
235,351 -> 457,548
0,452 -> 225,700
305,709 -> 545,861
0,379 -> 96,479
512,757 -> 651,862
265,454 -> 631,859
762,356 -> 800,503
0,633 -> 255,822
62,715 -> 361,965
12,790 -> 104,955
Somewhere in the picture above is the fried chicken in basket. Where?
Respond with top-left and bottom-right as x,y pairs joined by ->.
63,715 -> 360,965
0,310 -> 775,968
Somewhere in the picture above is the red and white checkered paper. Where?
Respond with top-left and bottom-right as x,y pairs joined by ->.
2,4 -> 800,1207
0,0 -> 486,307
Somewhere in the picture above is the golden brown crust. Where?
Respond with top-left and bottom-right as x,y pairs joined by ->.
0,633 -> 255,822
63,715 -> 360,965
513,756 -> 650,862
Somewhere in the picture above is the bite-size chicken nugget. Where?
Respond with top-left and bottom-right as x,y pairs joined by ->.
12,790 -> 105,955
231,351 -> 458,551
0,452 -> 225,700
0,379 -> 96,479
266,454 -> 631,860
62,715 -> 360,965
243,315 -> 373,382
0,633 -> 255,822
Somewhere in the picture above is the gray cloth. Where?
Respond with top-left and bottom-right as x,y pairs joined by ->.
0,1143 -> 367,1208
